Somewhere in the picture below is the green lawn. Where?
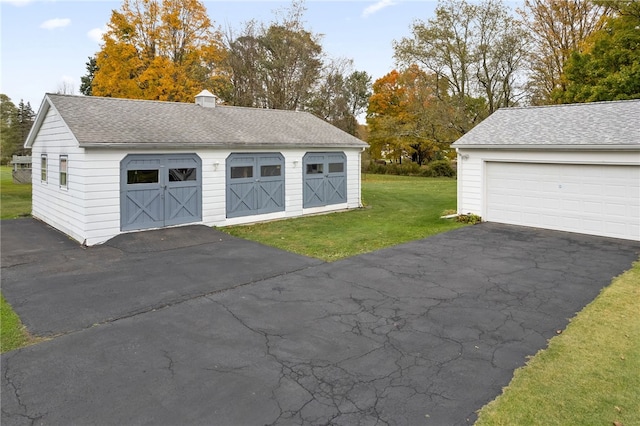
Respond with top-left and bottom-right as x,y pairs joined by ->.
223,174 -> 464,261
1,294 -> 41,352
0,166 -> 36,352
0,165 -> 31,219
475,260 -> 640,426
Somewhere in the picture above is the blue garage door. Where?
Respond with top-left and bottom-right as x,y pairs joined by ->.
303,152 -> 346,208
121,154 -> 202,231
226,153 -> 285,218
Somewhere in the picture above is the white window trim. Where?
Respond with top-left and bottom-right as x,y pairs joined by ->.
41,154 -> 47,183
59,155 -> 68,189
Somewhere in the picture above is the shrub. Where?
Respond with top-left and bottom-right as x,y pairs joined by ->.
363,161 -> 388,174
386,162 -> 420,176
421,167 -> 434,177
428,160 -> 456,177
456,213 -> 482,224
364,160 -> 452,178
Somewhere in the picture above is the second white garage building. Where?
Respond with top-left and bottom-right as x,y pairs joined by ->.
453,100 -> 640,241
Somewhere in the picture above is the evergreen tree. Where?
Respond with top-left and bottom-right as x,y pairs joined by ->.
1,94 -> 18,164
80,56 -> 98,96
16,100 -> 35,148
0,95 -> 33,164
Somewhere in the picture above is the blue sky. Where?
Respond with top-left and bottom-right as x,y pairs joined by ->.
0,0 -> 448,110
0,0 -> 445,109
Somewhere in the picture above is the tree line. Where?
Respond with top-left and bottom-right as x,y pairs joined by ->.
367,0 -> 640,164
2,0 -> 638,166
80,0 -> 371,138
0,95 -> 35,164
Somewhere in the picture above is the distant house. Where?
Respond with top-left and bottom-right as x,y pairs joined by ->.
10,155 -> 32,184
452,100 -> 640,241
24,91 -> 368,246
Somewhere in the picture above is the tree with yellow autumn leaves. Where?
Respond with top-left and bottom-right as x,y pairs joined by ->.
82,0 -> 370,137
90,0 -> 228,102
366,66 -> 462,164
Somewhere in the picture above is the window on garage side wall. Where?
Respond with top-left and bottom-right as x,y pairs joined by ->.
59,156 -> 68,189
41,155 -> 47,182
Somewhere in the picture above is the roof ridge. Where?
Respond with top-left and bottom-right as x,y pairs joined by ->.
46,93 -> 309,115
37,92 -> 367,148
498,99 -> 640,112
46,93 -> 192,106
218,104 -> 306,114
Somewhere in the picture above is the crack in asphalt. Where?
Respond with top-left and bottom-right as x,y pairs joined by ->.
205,267 -> 511,425
2,356 -> 44,425
162,350 -> 175,377
2,224 -> 638,425
210,295 -> 417,424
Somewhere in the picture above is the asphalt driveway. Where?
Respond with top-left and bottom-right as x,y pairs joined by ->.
1,219 -> 322,336
1,219 -> 638,425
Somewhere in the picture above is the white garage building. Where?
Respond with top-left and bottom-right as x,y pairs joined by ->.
453,100 -> 640,241
25,92 -> 367,246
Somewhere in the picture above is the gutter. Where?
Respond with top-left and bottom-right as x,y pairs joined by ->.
79,142 -> 369,150
452,144 -> 640,151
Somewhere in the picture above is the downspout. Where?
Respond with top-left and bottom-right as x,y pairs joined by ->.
456,148 -> 462,215
359,147 -> 365,208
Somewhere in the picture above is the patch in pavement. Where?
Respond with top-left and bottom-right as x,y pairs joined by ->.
0,218 -> 78,268
105,225 -> 235,253
1,219 -> 323,336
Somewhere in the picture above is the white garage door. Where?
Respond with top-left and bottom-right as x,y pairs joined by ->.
486,162 -> 640,241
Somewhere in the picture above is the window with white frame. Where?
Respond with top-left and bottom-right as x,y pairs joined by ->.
41,155 -> 47,182
59,156 -> 68,189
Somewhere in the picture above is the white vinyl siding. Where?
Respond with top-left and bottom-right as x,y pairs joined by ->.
37,148 -> 362,246
30,106 -> 85,244
28,97 -> 365,246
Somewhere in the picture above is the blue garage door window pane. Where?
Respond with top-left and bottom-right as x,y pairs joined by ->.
329,163 -> 344,173
128,170 -> 159,184
231,166 -> 253,179
169,168 -> 196,182
261,165 -> 281,177
306,163 -> 323,174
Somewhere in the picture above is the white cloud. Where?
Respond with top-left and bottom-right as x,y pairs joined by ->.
40,18 -> 71,30
2,0 -> 34,6
362,0 -> 397,18
87,27 -> 106,43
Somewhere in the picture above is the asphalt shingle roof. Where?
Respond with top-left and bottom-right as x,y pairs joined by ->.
40,94 -> 368,149
452,99 -> 640,148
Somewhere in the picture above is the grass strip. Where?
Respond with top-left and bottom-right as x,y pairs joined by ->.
475,260 -> 640,426
1,294 -> 41,353
223,174 -> 464,261
1,165 -> 32,219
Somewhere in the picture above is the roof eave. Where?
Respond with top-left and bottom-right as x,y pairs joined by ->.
453,144 -> 640,151
79,142 -> 369,150
24,95 -> 52,148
